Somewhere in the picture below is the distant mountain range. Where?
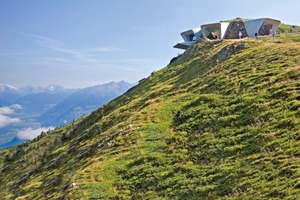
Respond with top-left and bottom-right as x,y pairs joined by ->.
0,136 -> 25,149
0,81 -> 133,148
0,83 -> 22,103
39,81 -> 133,126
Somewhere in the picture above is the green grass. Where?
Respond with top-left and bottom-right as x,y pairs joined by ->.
1,35 -> 300,199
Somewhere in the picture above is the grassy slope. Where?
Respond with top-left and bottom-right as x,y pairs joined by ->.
1,34 -> 300,199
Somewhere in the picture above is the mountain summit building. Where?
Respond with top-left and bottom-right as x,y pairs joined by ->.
174,17 -> 281,50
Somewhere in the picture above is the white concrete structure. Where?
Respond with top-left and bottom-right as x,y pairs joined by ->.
244,18 -> 281,37
174,17 -> 281,50
201,22 -> 230,39
173,28 -> 202,50
243,18 -> 265,37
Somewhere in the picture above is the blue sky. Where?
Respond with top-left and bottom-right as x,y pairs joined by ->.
0,0 -> 299,88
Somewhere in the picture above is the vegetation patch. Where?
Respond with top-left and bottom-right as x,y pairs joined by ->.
1,33 -> 300,199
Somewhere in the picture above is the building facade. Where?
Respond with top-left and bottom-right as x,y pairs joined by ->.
174,17 -> 281,50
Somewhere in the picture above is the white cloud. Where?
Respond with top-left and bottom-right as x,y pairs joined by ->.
0,104 -> 22,128
0,114 -> 21,128
86,46 -> 127,52
16,127 -> 54,140
9,104 -> 22,110
19,32 -> 125,64
0,107 -> 14,115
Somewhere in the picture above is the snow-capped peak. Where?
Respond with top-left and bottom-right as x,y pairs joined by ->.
0,83 -> 18,93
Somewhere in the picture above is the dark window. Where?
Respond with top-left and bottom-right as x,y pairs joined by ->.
189,34 -> 195,41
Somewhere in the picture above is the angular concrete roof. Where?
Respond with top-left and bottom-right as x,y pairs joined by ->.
243,18 -> 265,37
173,28 -> 202,50
244,18 -> 281,37
174,17 -> 281,50
200,22 -> 230,39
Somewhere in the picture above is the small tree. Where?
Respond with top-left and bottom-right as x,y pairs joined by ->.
5,154 -> 11,162
61,132 -> 69,142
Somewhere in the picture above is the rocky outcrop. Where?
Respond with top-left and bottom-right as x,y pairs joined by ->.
225,20 -> 248,39
218,43 -> 247,61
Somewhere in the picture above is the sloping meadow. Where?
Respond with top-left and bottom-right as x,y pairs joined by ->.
1,37 -> 300,199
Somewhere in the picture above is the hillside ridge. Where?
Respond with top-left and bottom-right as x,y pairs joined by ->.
1,35 -> 300,199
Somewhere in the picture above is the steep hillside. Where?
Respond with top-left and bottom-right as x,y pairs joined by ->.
1,35 -> 300,199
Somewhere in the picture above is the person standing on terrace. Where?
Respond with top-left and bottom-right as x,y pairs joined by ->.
238,31 -> 243,39
271,30 -> 276,38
